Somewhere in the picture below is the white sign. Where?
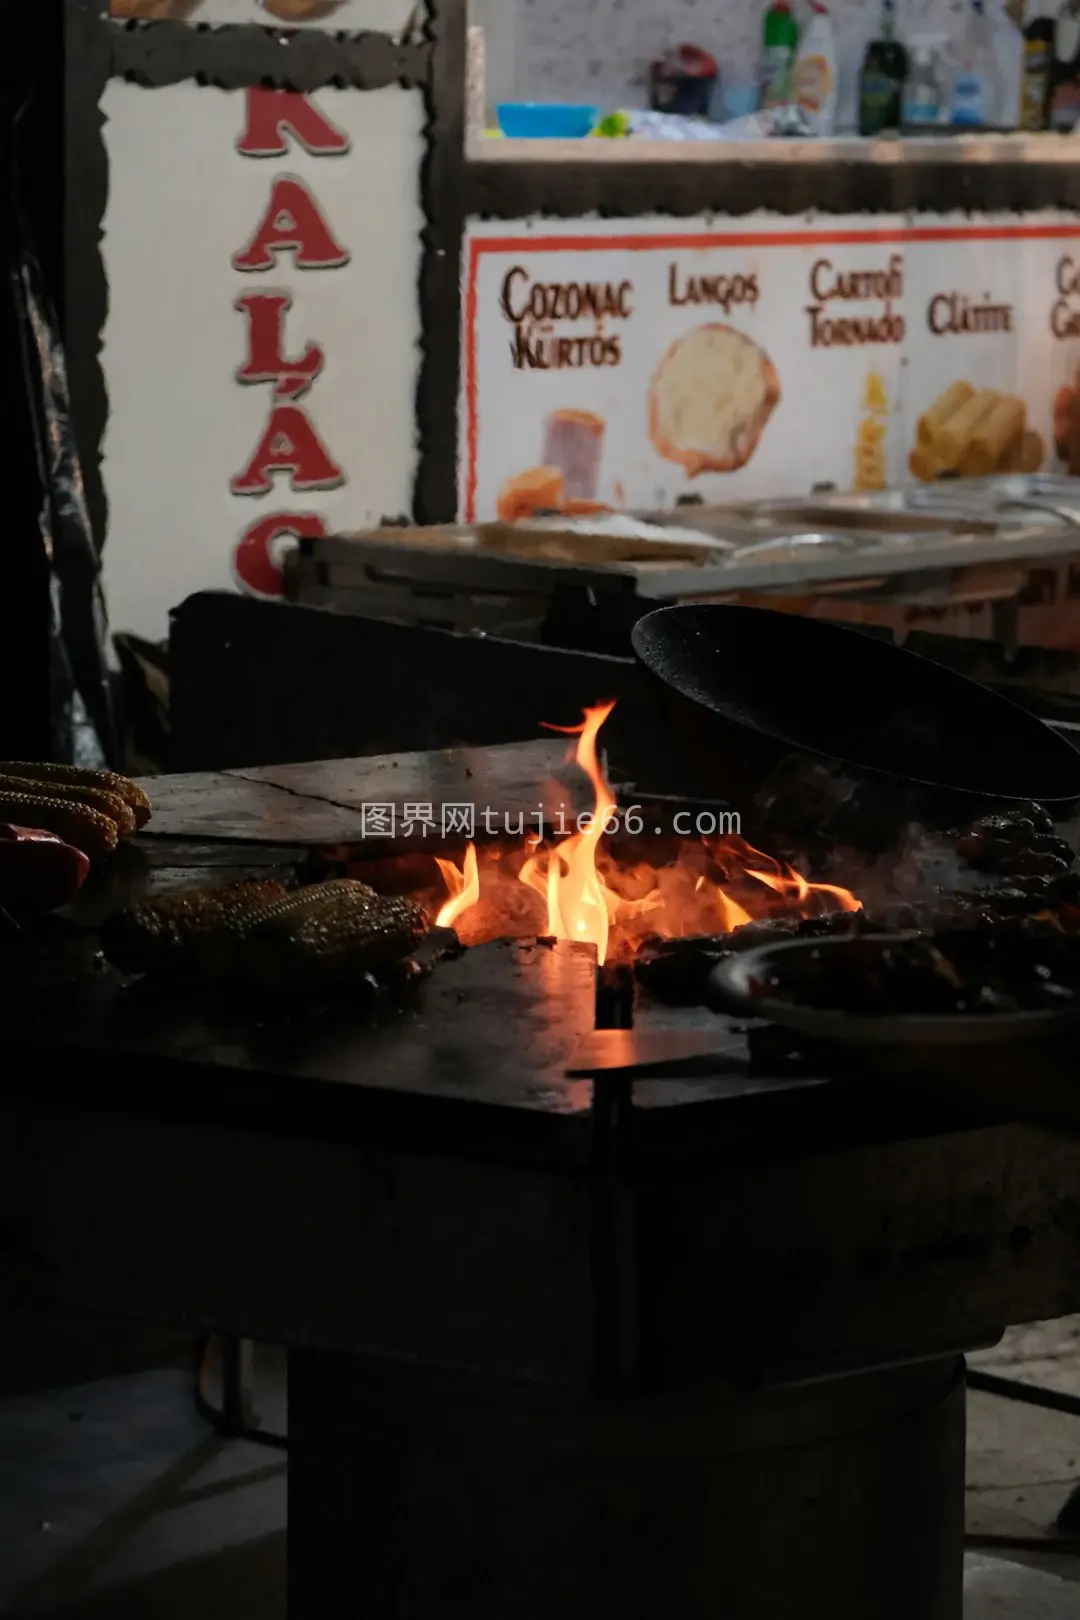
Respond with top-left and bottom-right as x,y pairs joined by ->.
461,213 -> 1080,523
109,0 -> 421,29
101,82 -> 424,639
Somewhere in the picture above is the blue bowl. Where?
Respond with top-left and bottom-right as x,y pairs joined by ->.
496,102 -> 600,138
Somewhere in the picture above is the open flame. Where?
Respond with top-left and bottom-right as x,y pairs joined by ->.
433,701 -> 861,963
435,841 -> 480,928
518,701 -> 617,962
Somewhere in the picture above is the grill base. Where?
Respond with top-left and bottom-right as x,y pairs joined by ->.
288,1350 -> 966,1620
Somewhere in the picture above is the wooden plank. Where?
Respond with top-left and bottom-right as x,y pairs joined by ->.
135,738 -> 589,850
133,771 -> 364,846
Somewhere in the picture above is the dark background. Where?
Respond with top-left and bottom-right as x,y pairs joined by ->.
1,0 -> 65,760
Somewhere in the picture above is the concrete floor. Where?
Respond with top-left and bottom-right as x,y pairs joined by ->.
0,1317 -> 1079,1617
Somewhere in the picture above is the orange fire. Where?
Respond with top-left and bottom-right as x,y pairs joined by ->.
435,841 -> 480,928
518,701 -> 618,962
433,701 -> 860,963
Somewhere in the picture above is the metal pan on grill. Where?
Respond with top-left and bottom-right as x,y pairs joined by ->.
709,929 -> 1080,1130
712,931 -> 1080,1048
611,603 -> 1080,825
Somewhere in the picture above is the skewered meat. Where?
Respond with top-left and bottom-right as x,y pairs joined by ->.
0,763 -> 151,828
101,880 -> 288,974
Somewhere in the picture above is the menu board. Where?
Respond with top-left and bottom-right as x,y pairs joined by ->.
461,213 -> 1080,522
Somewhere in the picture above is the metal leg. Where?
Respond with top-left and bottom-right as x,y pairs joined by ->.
218,1335 -> 248,1435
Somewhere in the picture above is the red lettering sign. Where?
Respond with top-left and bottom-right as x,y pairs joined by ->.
231,403 -> 345,496
235,292 -> 324,400
234,511 -> 327,597
233,177 -> 350,273
236,89 -> 351,159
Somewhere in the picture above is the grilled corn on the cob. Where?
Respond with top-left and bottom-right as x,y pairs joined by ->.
196,878 -> 426,992
0,763 -> 152,828
0,792 -> 118,858
0,774 -> 136,838
272,893 -> 430,991
100,879 -> 288,974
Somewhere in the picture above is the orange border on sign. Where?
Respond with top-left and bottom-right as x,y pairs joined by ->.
461,220 -> 1080,522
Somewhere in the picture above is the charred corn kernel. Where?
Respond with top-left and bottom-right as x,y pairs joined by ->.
0,774 -> 135,838
0,793 -> 117,857
195,879 -> 375,978
100,879 -> 288,974
0,763 -> 152,827
200,879 -> 425,992
247,893 -> 428,993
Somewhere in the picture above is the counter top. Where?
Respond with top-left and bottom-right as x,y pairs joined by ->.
470,133 -> 1080,167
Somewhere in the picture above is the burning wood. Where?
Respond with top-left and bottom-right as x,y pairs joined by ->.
431,701 -> 863,963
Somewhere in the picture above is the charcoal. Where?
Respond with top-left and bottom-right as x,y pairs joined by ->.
1012,801 -> 1056,834
634,940 -> 731,1004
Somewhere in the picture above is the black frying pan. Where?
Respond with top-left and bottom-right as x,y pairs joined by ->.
613,604 -> 1080,819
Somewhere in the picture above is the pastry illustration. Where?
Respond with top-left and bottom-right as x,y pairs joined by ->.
1053,376 -> 1080,473
648,323 -> 780,477
496,467 -> 609,524
497,467 -> 565,524
542,410 -> 605,501
111,0 -> 203,15
853,369 -> 887,492
909,382 -> 1044,482
258,0 -> 346,18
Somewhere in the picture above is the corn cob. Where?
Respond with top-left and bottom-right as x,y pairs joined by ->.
0,763 -> 152,828
100,879 -> 288,974
279,893 -> 429,990
0,774 -> 136,838
0,792 -> 118,858
197,878 -> 426,992
195,878 -> 375,980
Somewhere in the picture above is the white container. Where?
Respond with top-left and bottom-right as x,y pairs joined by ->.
792,0 -> 839,134
951,0 -> 1001,124
902,33 -> 950,124
989,0 -> 1024,126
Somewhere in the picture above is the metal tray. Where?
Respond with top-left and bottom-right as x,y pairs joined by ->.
735,494 -> 1001,534
712,932 -> 1080,1048
635,496 -> 1029,541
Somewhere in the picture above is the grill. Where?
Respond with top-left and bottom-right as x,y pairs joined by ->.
5,721 -> 1080,1618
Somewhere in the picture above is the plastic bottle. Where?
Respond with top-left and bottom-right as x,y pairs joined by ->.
792,0 -> 839,132
1021,0 -> 1054,129
989,0 -> 1024,127
901,34 -> 948,124
759,0 -> 799,108
858,0 -> 908,135
951,0 -> 1000,126
1049,0 -> 1080,132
